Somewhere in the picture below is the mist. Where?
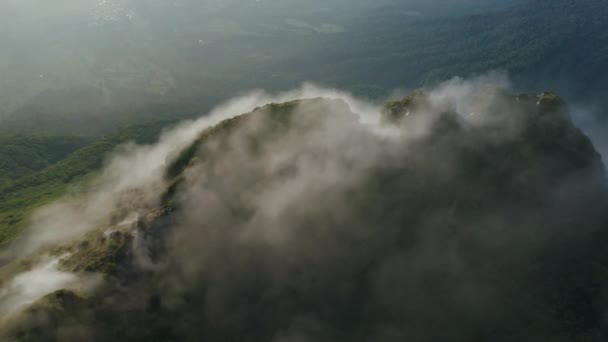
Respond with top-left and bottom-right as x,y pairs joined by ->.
1,1 -> 607,339
1,82 -> 392,327
2,83 -> 386,260
153,77 -> 606,341
1,73 -> 607,340
0,256 -> 78,316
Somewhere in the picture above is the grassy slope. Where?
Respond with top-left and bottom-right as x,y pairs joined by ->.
0,135 -> 93,185
0,120 -> 174,244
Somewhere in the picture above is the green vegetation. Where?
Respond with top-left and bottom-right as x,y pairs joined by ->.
0,135 -> 92,186
1,0 -> 607,137
382,90 -> 429,122
0,121 -> 173,244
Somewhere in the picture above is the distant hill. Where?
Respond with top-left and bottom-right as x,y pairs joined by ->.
1,0 -> 606,136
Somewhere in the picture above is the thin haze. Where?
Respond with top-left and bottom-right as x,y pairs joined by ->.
1,75 -> 508,313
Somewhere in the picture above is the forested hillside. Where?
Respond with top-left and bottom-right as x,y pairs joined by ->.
0,136 -> 91,185
0,0 -> 606,136
0,121 -> 173,244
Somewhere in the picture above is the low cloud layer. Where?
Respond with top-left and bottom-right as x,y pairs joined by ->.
1,256 -> 78,316
2,75 -> 608,341
156,76 -> 607,341
4,83 -> 384,259
0,82 -> 393,324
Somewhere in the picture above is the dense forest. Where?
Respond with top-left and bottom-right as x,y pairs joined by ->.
1,0 -> 606,134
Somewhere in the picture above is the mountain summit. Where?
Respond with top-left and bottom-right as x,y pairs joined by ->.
1,88 -> 608,341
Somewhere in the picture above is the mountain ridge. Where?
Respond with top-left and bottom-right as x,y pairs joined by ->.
2,88 -> 608,341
